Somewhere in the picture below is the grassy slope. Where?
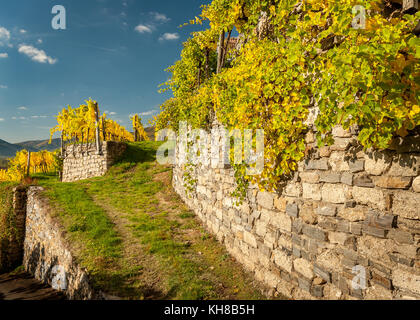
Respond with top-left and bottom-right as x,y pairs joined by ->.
34,142 -> 269,300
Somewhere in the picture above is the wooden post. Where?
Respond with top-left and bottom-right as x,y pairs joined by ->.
94,102 -> 102,154
102,117 -> 106,141
26,151 -> 31,177
60,133 -> 64,157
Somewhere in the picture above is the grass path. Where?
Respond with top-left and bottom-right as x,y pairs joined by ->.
34,142 -> 272,300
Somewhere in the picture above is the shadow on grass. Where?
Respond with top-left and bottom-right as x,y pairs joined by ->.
116,141 -> 163,165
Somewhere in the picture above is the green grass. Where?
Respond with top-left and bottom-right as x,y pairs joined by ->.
31,141 -> 267,300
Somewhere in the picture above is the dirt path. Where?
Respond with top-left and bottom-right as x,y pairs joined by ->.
0,272 -> 64,300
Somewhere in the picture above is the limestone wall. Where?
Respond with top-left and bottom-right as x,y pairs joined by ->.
0,186 -> 27,273
62,141 -> 126,182
173,124 -> 420,300
23,186 -> 96,299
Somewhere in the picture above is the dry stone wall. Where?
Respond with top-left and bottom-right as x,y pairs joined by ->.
173,124 -> 420,300
62,141 -> 126,182
23,186 -> 96,299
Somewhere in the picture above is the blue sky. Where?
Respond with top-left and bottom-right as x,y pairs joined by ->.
0,0 -> 207,143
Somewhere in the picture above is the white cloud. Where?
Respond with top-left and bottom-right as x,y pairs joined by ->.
0,53 -> 8,58
140,110 -> 157,116
159,33 -> 179,41
152,12 -> 170,23
37,39 -> 43,44
30,115 -> 48,119
134,24 -> 152,33
0,118 -> 4,122
18,106 -> 27,110
18,44 -> 57,64
0,27 -> 11,46
19,29 -> 27,34
109,112 -> 117,115
0,85 -> 7,89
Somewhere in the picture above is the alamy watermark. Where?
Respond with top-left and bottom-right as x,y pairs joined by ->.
156,121 -> 264,176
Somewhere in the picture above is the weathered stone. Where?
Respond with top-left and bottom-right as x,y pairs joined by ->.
313,264 -> 331,282
302,224 -> 327,241
311,284 -> 324,298
243,231 -> 258,248
321,184 -> 348,204
352,186 -> 387,211
305,159 -> 329,171
392,268 -> 420,295
388,155 -> 419,177
300,204 -> 317,225
319,146 -> 331,157
393,191 -> 420,220
273,250 -> 292,272
332,126 -> 352,138
329,232 -> 355,246
329,152 -> 350,171
299,172 -> 320,183
317,216 -> 337,231
272,213 -> 292,233
363,225 -> 387,238
284,183 -> 302,197
349,160 -> 365,173
338,206 -> 367,222
388,229 -> 414,245
341,172 -> 353,186
364,152 -> 393,176
412,176 -> 420,192
302,183 -> 322,201
353,174 -> 375,188
316,249 -> 341,272
257,191 -> 274,210
294,258 -> 315,280
349,222 -> 363,235
316,205 -> 337,217
373,176 -> 412,189
319,172 -> 341,183
364,211 -> 396,230
286,203 -> 299,217
274,196 -> 287,212
330,137 -> 353,151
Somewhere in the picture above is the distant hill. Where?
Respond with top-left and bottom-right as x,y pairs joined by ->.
15,138 -> 61,152
0,138 -> 59,160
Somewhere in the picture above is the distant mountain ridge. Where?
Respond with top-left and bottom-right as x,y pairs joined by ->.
0,138 -> 60,159
0,127 -> 154,160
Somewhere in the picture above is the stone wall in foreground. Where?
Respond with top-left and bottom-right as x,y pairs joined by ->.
23,186 -> 96,299
62,141 -> 126,182
173,124 -> 420,300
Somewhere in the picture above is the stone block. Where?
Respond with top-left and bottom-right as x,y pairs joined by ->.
319,172 -> 341,183
316,204 -> 337,217
284,183 -> 302,197
373,176 -> 412,189
294,258 -> 315,280
305,159 -> 329,171
364,152 -> 392,176
349,160 -> 365,173
274,196 -> 287,212
341,172 -> 353,186
329,152 -> 350,171
321,184 -> 348,204
392,268 -> 420,295
273,249 -> 293,273
302,224 -> 327,241
313,264 -> 331,282
352,187 -> 387,211
272,213 -> 292,232
299,172 -> 320,183
392,191 -> 420,220
353,174 -> 375,188
286,203 -> 299,217
257,191 -> 274,210
388,155 -> 419,177
388,229 -> 414,244
302,183 -> 322,201
243,231 -> 258,248
413,176 -> 420,192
